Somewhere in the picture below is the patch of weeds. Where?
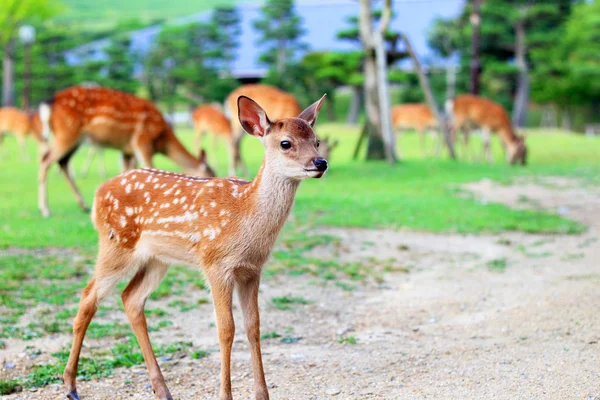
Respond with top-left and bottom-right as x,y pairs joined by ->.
487,258 -> 508,272
260,331 -> 282,340
55,307 -> 79,320
578,237 -> 598,249
197,297 -> 210,304
397,244 -> 410,251
0,379 -> 21,395
146,308 -> 169,317
0,340 -> 5,349
339,335 -> 357,345
271,296 -> 311,311
168,300 -> 186,308
561,253 -> 585,262
88,322 -> 131,339
334,281 -> 357,291
516,245 -> 552,258
496,238 -> 512,246
155,320 -> 173,329
158,341 -> 193,354
191,350 -> 209,359
280,336 -> 301,344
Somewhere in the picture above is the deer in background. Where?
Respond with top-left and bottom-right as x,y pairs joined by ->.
192,104 -> 233,173
446,94 -> 527,165
62,94 -> 328,400
0,107 -> 46,160
38,86 -> 215,217
319,136 -> 339,161
225,84 -> 302,176
391,103 -> 440,156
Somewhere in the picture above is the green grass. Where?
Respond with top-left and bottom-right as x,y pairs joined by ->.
270,296 -> 312,310
1,126 -> 597,249
57,0 -> 240,30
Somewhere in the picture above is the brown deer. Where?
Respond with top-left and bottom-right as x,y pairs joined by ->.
225,84 -> 302,175
62,94 -> 327,400
38,86 -> 215,217
192,104 -> 233,173
445,94 -> 527,165
319,136 -> 339,161
391,103 -> 439,156
0,106 -> 45,160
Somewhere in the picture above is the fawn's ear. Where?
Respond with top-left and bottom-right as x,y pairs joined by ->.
199,148 -> 207,163
298,94 -> 326,127
238,96 -> 271,137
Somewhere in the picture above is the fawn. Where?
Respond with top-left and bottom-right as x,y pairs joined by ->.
192,104 -> 234,172
446,94 -> 527,165
63,94 -> 328,400
38,86 -> 215,217
391,103 -> 440,156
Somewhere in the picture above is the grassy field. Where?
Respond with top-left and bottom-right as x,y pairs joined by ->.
0,125 -> 599,395
0,125 -> 598,249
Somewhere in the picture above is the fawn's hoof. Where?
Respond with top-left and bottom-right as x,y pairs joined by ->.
67,391 -> 81,400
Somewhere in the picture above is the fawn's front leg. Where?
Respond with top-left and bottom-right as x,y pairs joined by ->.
210,274 -> 235,400
237,274 -> 269,400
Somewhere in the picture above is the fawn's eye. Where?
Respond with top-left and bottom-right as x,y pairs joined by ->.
280,140 -> 291,150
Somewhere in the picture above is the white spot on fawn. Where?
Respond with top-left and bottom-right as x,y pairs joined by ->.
114,199 -> 119,210
120,178 -> 127,186
120,216 -> 127,227
210,201 -> 216,208
126,207 -> 134,216
125,184 -> 132,194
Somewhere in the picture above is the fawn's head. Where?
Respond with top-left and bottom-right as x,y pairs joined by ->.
508,136 -> 527,166
238,94 -> 328,180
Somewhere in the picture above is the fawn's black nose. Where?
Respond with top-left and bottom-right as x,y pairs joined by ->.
313,158 -> 328,172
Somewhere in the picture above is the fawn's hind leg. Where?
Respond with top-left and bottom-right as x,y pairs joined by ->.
121,259 -> 173,400
64,241 -> 135,399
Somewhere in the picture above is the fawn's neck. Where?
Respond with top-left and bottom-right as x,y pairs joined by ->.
244,161 -> 300,240
164,129 -> 199,172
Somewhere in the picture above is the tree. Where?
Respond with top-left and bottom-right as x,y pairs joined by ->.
210,7 -> 241,73
253,0 -> 307,74
100,35 -> 139,94
0,0 -> 61,105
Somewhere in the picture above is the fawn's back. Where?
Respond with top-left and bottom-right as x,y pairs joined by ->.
451,94 -> 513,134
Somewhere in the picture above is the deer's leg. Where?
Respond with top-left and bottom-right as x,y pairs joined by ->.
18,135 -> 30,161
482,128 -> 492,163
133,134 -> 154,169
64,243 -> 134,399
228,138 -> 237,177
57,144 -> 89,213
122,153 -> 137,172
237,274 -> 269,400
97,147 -> 106,177
38,140 -> 78,217
209,273 -> 235,400
122,259 -> 173,400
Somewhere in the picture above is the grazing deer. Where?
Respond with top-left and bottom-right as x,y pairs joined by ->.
391,103 -> 439,156
445,94 -> 527,165
225,84 -> 302,175
62,94 -> 328,400
0,106 -> 45,160
38,86 -> 215,217
192,104 -> 233,173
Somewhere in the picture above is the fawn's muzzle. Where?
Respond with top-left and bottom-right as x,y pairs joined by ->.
313,158 -> 328,172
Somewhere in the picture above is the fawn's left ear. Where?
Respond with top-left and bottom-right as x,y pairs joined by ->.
298,94 -> 326,127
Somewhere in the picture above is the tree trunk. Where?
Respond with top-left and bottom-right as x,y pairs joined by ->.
363,51 -> 386,159
512,18 -> 529,128
469,0 -> 481,95
2,41 -> 15,107
446,62 -> 456,100
401,34 -> 456,159
358,0 -> 395,163
375,33 -> 396,162
347,85 -> 362,125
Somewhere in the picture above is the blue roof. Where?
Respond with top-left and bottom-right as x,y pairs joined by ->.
66,0 -> 463,76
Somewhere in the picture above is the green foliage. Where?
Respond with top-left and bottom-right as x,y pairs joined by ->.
0,379 -> 20,395
271,296 -> 311,310
0,0 -> 62,46
253,0 -> 307,73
